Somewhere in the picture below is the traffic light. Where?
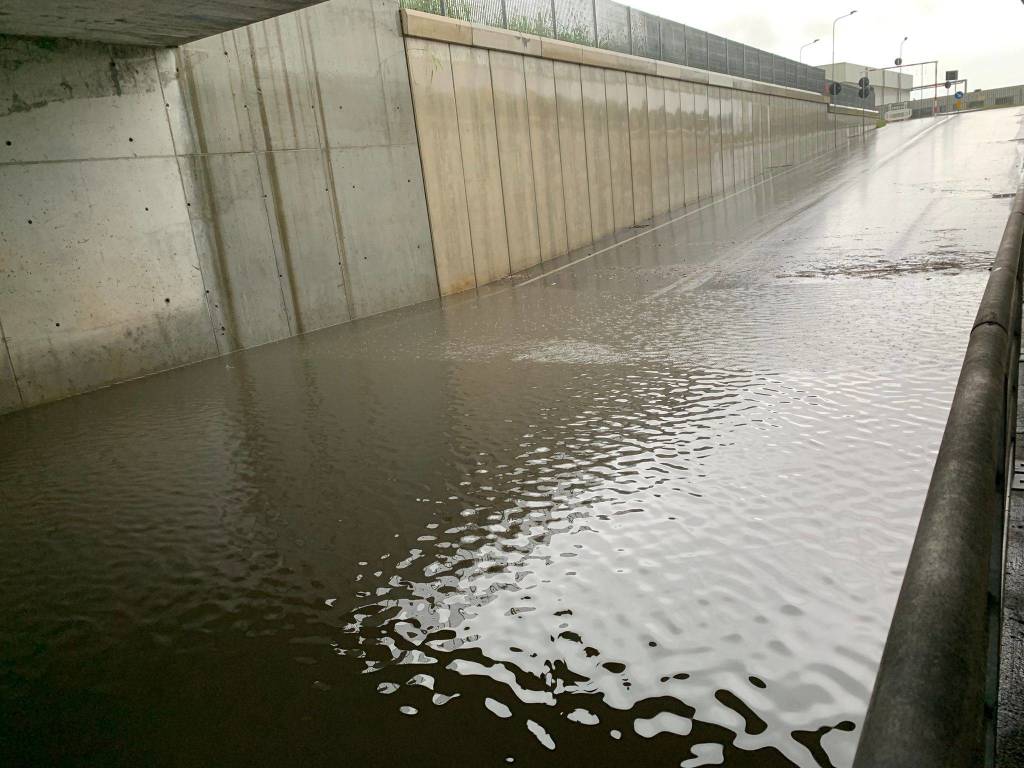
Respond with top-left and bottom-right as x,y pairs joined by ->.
829,82 -> 842,96
857,77 -> 870,100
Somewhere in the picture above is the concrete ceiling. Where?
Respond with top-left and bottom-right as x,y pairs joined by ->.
0,0 -> 327,47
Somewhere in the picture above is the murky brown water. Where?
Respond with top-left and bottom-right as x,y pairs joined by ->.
2,109 -> 1023,767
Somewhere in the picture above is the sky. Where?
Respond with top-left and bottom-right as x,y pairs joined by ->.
626,0 -> 1024,92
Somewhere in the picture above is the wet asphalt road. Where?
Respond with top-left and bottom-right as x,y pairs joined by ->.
1,108 -> 1023,768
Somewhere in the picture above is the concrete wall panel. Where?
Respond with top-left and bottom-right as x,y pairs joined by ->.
330,144 -> 439,318
450,43 -> 511,286
694,84 -> 712,202
369,0 -> 420,146
604,70 -> 635,231
405,38 -> 475,295
177,35 -> 255,155
0,158 -> 218,405
553,61 -> 593,253
626,73 -> 653,223
260,150 -> 350,332
306,0 -> 390,148
237,14 -> 321,151
580,66 -> 614,242
752,92 -> 763,177
664,82 -> 685,212
523,56 -> 569,262
742,91 -> 753,184
647,77 -> 670,217
0,0 -> 440,413
0,37 -> 175,163
708,86 -> 724,197
720,90 -> 735,193
489,50 -> 542,273
178,152 -> 291,350
680,81 -> 699,206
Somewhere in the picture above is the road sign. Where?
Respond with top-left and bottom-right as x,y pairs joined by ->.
955,91 -> 964,99
955,101 -> 961,109
894,57 -> 902,66
944,81 -> 951,89
945,69 -> 958,81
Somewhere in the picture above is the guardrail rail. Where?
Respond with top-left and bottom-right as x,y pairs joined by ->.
855,182 -> 1024,767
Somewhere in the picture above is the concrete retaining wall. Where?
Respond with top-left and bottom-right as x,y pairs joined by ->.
400,10 -> 852,296
0,0 -> 437,414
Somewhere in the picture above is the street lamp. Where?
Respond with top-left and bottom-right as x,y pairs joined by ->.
831,9 -> 857,148
799,38 -> 820,63
897,36 -> 909,104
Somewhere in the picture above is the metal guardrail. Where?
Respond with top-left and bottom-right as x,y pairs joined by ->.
855,183 -> 1024,767
400,0 -> 838,96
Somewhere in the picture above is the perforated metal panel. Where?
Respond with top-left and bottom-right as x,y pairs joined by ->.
629,8 -> 661,59
759,50 -> 772,82
400,0 -> 444,13
553,0 -> 595,45
772,54 -> 785,85
595,0 -> 629,53
406,0 -> 829,94
706,33 -> 727,74
742,46 -> 759,80
684,26 -> 707,70
660,19 -> 686,65
502,0 -> 553,35
809,66 -> 825,94
726,40 -> 743,77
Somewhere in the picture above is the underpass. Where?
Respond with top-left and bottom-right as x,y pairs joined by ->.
1,108 -> 1022,766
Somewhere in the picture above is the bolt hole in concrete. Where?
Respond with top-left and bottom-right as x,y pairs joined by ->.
5,140 -> 10,146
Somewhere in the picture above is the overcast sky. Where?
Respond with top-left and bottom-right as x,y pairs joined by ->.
627,0 -> 1024,92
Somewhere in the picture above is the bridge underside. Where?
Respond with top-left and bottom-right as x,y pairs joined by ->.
0,0 -> 325,46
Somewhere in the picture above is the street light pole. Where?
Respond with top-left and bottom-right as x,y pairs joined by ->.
898,36 -> 908,104
799,38 -> 820,63
831,9 -> 857,149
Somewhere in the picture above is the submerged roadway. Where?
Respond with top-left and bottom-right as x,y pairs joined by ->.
1,107 -> 1023,768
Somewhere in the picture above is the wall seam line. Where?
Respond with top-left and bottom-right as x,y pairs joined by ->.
449,44 -> 481,289
152,46 -> 221,354
576,64 -> 596,247
232,28 -> 296,337
624,74 -> 638,226
550,60 -> 572,259
302,7 -> 357,320
0,312 -> 25,407
402,38 -> 444,299
598,70 -> 614,237
519,57 -> 544,265
486,50 -> 514,277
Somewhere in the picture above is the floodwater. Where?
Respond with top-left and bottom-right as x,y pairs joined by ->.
2,109 -> 1022,768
